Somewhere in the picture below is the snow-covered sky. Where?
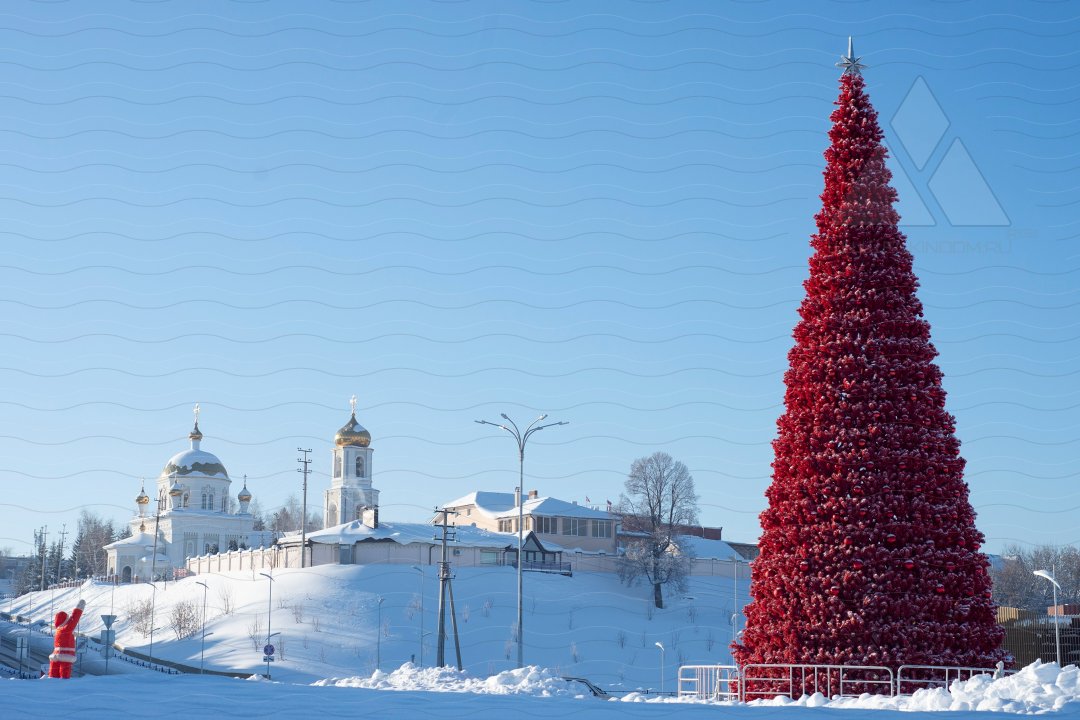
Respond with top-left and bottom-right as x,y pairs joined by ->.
0,1 -> 1077,556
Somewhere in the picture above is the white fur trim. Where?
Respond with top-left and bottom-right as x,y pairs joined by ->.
50,650 -> 76,663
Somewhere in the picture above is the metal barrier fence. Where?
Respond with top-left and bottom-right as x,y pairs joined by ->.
740,663 -> 895,701
895,664 -> 1007,695
677,665 -> 740,701
677,662 -> 1012,701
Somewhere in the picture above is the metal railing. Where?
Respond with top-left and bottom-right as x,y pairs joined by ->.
738,663 -> 895,701
678,664 -> 740,700
678,662 -> 1016,702
895,664 -> 1009,695
506,559 -> 572,575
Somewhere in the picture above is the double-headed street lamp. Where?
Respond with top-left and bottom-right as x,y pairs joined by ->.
1034,567 -> 1063,667
474,413 -> 568,669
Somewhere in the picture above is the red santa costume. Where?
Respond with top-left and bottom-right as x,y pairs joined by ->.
48,599 -> 85,679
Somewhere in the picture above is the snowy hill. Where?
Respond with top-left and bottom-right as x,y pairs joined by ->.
5,564 -> 745,689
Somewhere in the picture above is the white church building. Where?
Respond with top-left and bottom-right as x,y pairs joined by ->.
105,407 -> 257,582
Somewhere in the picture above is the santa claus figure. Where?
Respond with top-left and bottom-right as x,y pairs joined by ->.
48,599 -> 85,679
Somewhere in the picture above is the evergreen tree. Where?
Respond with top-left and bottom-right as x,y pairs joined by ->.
733,54 -> 1005,672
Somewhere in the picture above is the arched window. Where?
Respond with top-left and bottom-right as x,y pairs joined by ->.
334,454 -> 342,478
355,456 -> 365,477
201,487 -> 214,510
328,503 -> 338,525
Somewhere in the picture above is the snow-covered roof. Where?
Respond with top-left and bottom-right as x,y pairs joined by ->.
677,536 -> 744,561
495,496 -> 611,520
103,532 -> 156,551
443,490 -> 612,520
306,520 -> 519,550
442,491 -> 516,519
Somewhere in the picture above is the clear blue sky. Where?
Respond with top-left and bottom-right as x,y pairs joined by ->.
0,1 -> 1076,558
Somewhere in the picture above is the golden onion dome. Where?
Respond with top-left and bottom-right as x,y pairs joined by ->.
238,484 -> 252,502
335,413 -> 371,447
136,488 -> 150,505
189,421 -> 203,442
168,480 -> 184,497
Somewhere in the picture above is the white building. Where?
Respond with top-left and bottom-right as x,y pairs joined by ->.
106,407 -> 257,582
442,489 -> 617,555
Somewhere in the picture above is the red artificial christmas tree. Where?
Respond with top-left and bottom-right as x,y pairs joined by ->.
732,42 -> 1006,678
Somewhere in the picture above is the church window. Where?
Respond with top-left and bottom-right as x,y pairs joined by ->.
201,487 -> 215,511
328,503 -> 338,525
334,454 -> 342,478
355,456 -> 365,477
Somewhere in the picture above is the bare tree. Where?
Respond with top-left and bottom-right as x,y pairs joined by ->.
617,452 -> 699,609
170,599 -> 201,640
992,544 -> 1080,610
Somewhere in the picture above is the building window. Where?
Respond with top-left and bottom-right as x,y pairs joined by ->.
480,551 -> 498,565
498,519 -> 513,533
562,518 -> 588,536
535,516 -> 558,534
355,456 -> 365,477
201,487 -> 214,511
334,454 -> 342,478
591,520 -> 612,538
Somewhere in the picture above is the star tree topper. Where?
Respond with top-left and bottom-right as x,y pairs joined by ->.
836,36 -> 866,76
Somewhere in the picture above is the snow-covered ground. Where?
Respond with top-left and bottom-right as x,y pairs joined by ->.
4,564 -> 746,688
5,566 -> 1080,717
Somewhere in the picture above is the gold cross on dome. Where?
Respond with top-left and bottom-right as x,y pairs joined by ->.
193,403 -> 200,423
349,394 -> 358,415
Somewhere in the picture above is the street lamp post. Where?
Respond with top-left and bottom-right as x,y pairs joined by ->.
732,557 -> 747,641
474,413 -> 568,668
411,565 -> 425,667
260,572 -> 274,679
375,596 -> 385,670
655,642 -> 666,694
195,581 -> 209,674
143,581 -> 158,668
1034,567 -> 1063,667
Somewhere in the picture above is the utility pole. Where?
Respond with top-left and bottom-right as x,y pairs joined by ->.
38,526 -> 48,591
433,508 -> 462,669
297,448 -> 312,568
56,524 -> 68,583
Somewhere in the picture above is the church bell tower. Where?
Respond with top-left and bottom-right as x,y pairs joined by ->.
323,395 -> 379,528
